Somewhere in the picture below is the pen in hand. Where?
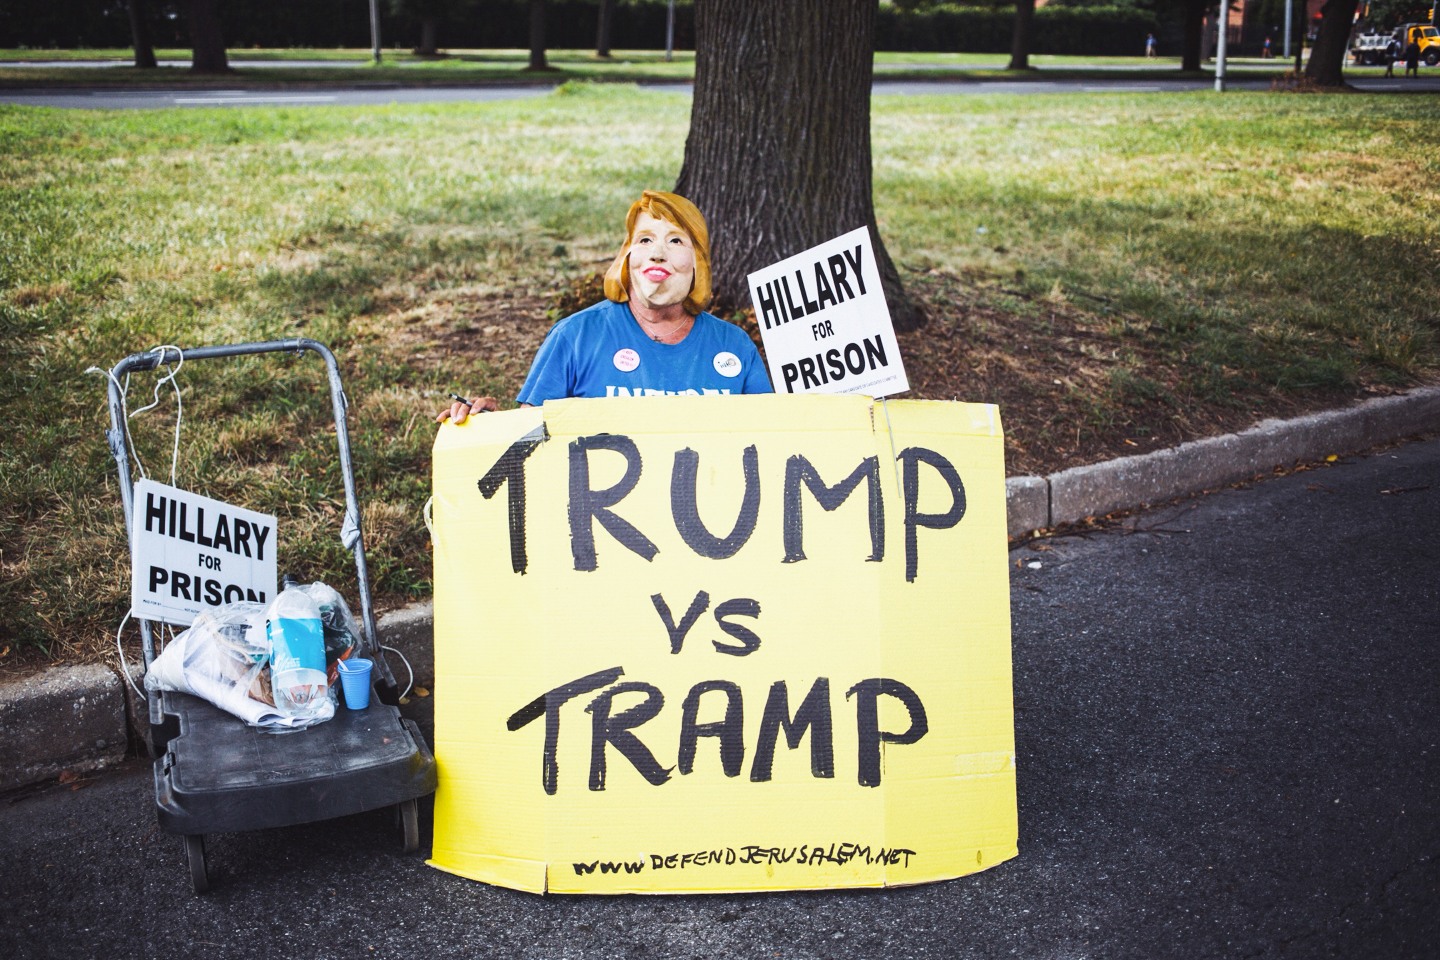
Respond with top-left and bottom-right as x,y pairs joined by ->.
439,391 -> 498,424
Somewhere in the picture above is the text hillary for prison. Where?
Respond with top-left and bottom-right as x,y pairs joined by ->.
753,242 -> 892,393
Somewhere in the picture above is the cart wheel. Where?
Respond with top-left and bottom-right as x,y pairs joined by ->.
184,835 -> 210,894
398,799 -> 419,854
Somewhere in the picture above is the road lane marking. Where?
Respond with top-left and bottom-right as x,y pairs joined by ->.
172,95 -> 340,104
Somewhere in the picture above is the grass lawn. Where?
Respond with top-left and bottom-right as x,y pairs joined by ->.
1,83 -> 1437,666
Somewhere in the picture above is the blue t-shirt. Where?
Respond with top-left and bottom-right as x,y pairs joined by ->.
516,299 -> 773,405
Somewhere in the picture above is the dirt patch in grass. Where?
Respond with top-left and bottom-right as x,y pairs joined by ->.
380,268 -> 1404,479
0,268 -> 1421,675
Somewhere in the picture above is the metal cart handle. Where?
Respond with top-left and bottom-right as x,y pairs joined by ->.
105,339 -> 385,722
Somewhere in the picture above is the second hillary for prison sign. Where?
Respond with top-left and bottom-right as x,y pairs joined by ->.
746,227 -> 909,399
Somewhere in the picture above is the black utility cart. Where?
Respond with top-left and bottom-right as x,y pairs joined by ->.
105,339 -> 438,893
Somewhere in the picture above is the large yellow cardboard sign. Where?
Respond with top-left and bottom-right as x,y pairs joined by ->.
430,394 -> 1016,893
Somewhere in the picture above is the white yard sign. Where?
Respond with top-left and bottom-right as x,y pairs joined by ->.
130,479 -> 277,626
747,227 -> 909,398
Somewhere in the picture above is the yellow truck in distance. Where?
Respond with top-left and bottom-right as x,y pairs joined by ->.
1396,23 -> 1440,65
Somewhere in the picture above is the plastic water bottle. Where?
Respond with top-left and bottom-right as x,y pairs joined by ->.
265,577 -> 329,719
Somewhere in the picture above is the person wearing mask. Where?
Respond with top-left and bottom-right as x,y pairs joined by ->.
439,190 -> 771,424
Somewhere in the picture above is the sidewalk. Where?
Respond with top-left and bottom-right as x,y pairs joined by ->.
3,385 -> 1437,793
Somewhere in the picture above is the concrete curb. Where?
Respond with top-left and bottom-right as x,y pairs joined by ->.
3,385 -> 1437,792
1004,384 -> 1440,536
0,664 -> 130,792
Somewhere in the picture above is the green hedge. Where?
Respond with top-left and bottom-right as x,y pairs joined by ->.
877,4 -> 1161,56
2,0 -> 1158,58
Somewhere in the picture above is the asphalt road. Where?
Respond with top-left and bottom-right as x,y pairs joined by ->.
4,74 -> 1440,109
1,435 -> 1435,958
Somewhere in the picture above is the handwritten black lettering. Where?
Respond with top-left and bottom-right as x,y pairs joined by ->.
898,446 -> 966,583
573,859 -> 645,875
846,678 -> 929,787
651,590 -> 710,654
678,680 -> 744,777
568,434 -> 658,571
506,666 -> 624,796
509,671 -> 924,793
482,436 -> 966,579
585,680 -> 672,791
477,432 -> 545,575
711,598 -> 762,657
671,445 -> 760,559
782,454 -> 884,564
750,678 -> 834,782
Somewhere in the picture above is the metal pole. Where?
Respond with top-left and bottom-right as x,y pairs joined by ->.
1284,0 -> 1293,58
369,0 -> 382,64
1215,0 -> 1229,91
665,0 -> 675,62
1295,0 -> 1305,72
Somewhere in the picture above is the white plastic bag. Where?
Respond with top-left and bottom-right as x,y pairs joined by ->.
146,599 -> 336,731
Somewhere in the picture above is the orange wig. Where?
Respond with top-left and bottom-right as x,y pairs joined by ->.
603,190 -> 712,316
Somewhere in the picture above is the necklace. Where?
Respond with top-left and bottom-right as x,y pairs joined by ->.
631,306 -> 694,344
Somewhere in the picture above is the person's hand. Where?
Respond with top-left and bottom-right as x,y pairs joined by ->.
436,393 -> 498,425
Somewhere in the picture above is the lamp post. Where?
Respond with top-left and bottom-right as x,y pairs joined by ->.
1295,0 -> 1305,72
665,0 -> 676,62
369,0 -> 382,64
1215,0 -> 1229,91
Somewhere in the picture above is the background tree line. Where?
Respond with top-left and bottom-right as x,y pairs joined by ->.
0,1 -> 683,52
6,0 -> 1169,56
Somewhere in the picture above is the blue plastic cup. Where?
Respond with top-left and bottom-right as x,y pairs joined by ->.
337,657 -> 373,710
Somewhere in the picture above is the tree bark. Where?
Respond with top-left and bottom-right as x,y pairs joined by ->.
1304,0 -> 1361,85
676,0 -> 925,331
528,0 -> 549,70
1008,0 -> 1036,71
596,0 -> 616,57
416,16 -> 439,56
128,0 -> 158,70
186,0 -> 228,74
1182,0 -> 1206,71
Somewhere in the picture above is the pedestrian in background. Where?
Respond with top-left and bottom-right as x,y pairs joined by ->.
1145,33 -> 1157,58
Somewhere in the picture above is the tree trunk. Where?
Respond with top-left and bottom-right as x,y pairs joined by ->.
1304,0 -> 1360,85
596,0 -> 616,58
128,0 -> 158,70
1182,0 -> 1205,71
416,16 -> 439,56
186,0 -> 228,74
676,0 -> 925,332
1007,0 -> 1036,71
528,0 -> 549,70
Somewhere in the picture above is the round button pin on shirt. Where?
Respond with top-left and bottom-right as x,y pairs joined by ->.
614,348 -> 640,373
713,351 -> 741,378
